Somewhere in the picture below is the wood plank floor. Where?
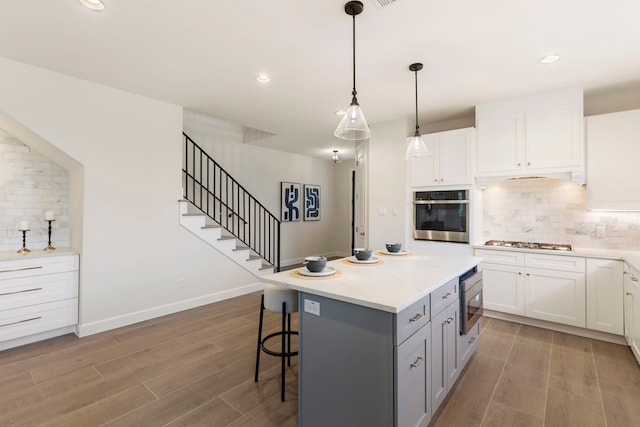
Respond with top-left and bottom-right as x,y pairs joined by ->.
0,292 -> 638,426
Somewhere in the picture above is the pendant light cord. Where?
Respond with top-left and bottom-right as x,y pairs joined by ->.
414,69 -> 420,135
351,13 -> 358,105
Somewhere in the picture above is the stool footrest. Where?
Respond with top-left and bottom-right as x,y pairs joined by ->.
260,331 -> 299,358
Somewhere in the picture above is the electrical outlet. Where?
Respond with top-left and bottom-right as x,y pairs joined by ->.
304,299 -> 320,316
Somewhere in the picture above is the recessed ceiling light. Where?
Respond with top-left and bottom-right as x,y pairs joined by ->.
256,73 -> 271,83
540,54 -> 560,64
80,0 -> 105,10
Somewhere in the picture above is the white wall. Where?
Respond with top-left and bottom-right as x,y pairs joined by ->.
0,57 -> 260,336
183,111 -> 353,265
0,132 -> 70,251
366,118 -> 410,251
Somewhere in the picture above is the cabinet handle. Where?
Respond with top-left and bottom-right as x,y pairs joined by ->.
409,313 -> 423,323
0,316 -> 42,329
527,162 -> 531,166
439,179 -> 444,182
445,317 -> 454,324
469,337 -> 476,344
0,266 -> 43,274
627,292 -> 633,296
632,277 -> 639,282
517,163 -> 521,167
518,272 -> 522,275
0,287 -> 43,297
410,356 -> 425,368
526,273 -> 530,276
442,292 -> 452,300
434,179 -> 438,182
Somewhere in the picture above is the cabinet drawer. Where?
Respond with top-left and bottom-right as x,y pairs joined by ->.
0,298 -> 77,343
0,255 -> 79,281
396,294 -> 430,346
0,271 -> 78,312
525,253 -> 585,273
475,249 -> 524,266
458,319 -> 480,368
430,278 -> 458,317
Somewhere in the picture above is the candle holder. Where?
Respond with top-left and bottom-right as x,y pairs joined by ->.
44,220 -> 56,252
17,229 -> 31,254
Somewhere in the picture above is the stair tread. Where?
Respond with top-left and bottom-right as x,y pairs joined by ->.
248,255 -> 261,261
182,213 -> 205,217
218,236 -> 236,241
234,245 -> 249,251
201,224 -> 221,229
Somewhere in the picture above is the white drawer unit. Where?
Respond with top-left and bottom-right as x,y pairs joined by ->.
0,253 -> 79,349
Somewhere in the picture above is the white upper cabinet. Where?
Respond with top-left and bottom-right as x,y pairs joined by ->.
586,109 -> 640,210
476,87 -> 584,180
409,127 -> 474,188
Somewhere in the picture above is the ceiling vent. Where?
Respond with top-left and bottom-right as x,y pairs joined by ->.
368,0 -> 398,8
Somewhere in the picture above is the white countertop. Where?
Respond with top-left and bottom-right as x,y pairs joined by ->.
474,244 -> 640,271
261,251 -> 482,314
0,248 -> 78,262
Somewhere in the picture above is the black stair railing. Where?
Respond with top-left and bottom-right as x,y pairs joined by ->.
182,133 -> 281,272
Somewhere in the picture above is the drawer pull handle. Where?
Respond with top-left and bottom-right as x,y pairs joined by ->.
442,292 -> 452,300
409,313 -> 423,323
445,317 -> 453,325
0,266 -> 43,274
410,356 -> 425,368
469,337 -> 476,344
0,287 -> 43,297
627,292 -> 633,296
0,316 -> 42,329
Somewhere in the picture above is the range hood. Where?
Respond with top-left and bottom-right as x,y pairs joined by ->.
475,170 -> 585,188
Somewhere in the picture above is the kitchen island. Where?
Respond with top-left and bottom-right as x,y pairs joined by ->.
261,251 -> 482,427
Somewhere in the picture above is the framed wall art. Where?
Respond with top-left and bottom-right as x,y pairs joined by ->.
281,182 -> 301,222
304,184 -> 321,221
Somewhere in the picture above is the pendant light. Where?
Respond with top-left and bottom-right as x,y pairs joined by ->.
334,1 -> 371,141
405,63 -> 431,158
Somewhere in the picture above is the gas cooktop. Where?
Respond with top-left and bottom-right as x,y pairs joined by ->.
484,240 -> 573,251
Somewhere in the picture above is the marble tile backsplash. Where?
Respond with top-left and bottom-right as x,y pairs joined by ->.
483,177 -> 640,250
0,129 -> 70,252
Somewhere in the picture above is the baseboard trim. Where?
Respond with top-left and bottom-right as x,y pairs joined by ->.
484,309 -> 627,345
77,282 -> 264,337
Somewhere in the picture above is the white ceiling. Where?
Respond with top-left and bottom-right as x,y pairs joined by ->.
1,0 -> 639,160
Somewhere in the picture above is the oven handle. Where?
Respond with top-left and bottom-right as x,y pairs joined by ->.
414,200 -> 469,205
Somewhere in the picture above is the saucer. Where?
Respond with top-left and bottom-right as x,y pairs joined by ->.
297,266 -> 337,277
379,249 -> 410,256
347,256 -> 380,264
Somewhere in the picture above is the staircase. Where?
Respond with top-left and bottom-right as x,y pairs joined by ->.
179,133 -> 280,276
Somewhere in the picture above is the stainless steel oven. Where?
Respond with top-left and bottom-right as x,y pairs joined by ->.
460,267 -> 483,335
413,190 -> 469,243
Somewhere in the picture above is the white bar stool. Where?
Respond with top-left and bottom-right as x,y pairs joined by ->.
254,283 -> 299,401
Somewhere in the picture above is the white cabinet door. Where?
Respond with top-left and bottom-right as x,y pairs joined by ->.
396,324 -> 431,427
438,128 -> 473,186
409,128 -> 473,187
526,104 -> 582,171
586,109 -> 640,210
477,113 -> 523,174
624,267 -> 635,346
525,268 -> 586,328
586,258 -> 624,335
632,278 -> 640,363
409,134 -> 438,187
480,263 -> 525,315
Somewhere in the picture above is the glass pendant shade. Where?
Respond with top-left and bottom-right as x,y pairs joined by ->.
405,132 -> 430,158
334,102 -> 371,140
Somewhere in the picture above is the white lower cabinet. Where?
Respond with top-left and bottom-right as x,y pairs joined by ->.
625,264 -> 640,364
481,263 -> 524,315
0,253 -> 79,349
524,267 -> 585,327
586,258 -> 624,334
431,299 -> 460,412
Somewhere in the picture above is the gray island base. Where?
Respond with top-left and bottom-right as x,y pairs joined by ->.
261,252 -> 482,427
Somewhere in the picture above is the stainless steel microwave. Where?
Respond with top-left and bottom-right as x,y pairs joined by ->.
413,190 -> 469,243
